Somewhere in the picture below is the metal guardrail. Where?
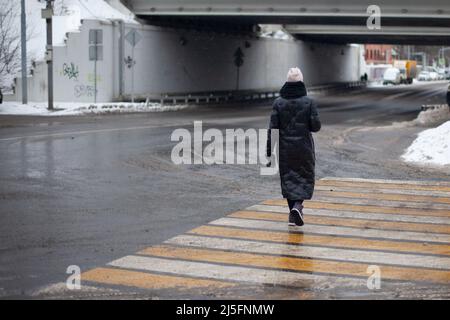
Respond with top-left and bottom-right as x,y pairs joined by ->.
122,81 -> 367,105
146,91 -> 281,105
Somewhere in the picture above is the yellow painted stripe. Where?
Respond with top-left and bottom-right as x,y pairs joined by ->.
317,180 -> 450,193
229,210 -> 450,234
139,245 -> 450,284
315,190 -> 450,204
263,200 -> 450,218
81,267 -> 235,290
188,225 -> 450,256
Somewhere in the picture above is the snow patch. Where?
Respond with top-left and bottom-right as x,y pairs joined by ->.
41,0 -> 137,48
390,104 -> 450,129
59,0 -> 137,25
0,102 -> 188,116
402,120 -> 450,166
413,106 -> 450,126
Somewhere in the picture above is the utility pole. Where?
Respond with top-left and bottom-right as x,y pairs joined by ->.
118,21 -> 125,99
20,0 -> 28,104
124,29 -> 140,103
42,1 -> 54,110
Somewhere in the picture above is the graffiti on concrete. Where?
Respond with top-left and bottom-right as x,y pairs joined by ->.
62,62 -> 79,80
74,84 -> 97,98
124,56 -> 136,69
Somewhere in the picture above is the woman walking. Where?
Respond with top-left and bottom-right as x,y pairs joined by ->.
267,67 -> 321,226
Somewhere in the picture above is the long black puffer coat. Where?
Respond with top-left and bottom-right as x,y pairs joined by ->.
267,81 -> 321,200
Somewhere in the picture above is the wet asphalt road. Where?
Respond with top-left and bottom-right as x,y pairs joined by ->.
0,81 -> 449,298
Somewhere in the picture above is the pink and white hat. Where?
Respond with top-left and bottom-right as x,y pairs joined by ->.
287,67 -> 304,82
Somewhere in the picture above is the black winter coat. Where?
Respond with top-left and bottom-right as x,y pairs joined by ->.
267,81 -> 321,200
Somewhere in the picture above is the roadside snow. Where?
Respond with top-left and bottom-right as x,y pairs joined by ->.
367,79 -> 443,88
413,106 -> 450,126
402,120 -> 450,166
0,102 -> 188,116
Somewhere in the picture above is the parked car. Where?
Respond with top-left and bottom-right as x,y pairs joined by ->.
436,71 -> 446,80
383,67 -> 401,85
418,71 -> 431,81
429,71 -> 439,81
445,70 -> 450,80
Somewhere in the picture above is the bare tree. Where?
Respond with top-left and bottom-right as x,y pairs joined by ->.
0,0 -> 71,91
0,0 -> 39,92
0,0 -> 21,91
54,0 -> 71,16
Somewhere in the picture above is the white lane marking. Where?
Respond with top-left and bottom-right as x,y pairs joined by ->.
167,235 -> 450,270
304,198 -> 450,211
210,218 -> 450,244
320,177 -> 450,187
314,185 -> 450,198
108,255 -> 367,288
248,205 -> 450,225
0,122 -> 186,142
0,115 -> 267,142
311,195 -> 450,210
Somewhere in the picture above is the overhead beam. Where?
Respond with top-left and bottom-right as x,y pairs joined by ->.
294,34 -> 450,45
285,25 -> 450,37
124,0 -> 450,18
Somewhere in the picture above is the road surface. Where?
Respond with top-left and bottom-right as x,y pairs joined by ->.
0,81 -> 449,298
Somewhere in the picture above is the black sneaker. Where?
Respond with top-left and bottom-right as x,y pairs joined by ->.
288,205 -> 304,226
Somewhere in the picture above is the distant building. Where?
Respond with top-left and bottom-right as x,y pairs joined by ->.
365,44 -> 394,64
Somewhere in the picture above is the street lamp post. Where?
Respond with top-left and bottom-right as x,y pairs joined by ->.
42,0 -> 54,110
20,0 -> 28,104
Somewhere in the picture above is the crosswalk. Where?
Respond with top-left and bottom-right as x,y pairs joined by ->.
80,177 -> 450,298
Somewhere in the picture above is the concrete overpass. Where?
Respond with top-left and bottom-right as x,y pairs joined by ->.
12,1 -> 450,102
120,0 -> 450,44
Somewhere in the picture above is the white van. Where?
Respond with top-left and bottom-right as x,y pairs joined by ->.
383,68 -> 401,85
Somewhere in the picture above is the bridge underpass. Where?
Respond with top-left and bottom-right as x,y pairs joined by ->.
11,1 -> 450,103
85,0 -> 450,102
121,0 -> 450,44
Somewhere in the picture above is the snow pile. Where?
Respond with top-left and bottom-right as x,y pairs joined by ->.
0,102 -> 188,116
259,25 -> 292,40
402,121 -> 450,166
413,106 -> 450,126
66,0 -> 136,23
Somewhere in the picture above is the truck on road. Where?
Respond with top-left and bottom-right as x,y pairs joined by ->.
393,60 -> 417,84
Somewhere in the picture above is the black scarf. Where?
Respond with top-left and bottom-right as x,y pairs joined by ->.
279,81 -> 307,99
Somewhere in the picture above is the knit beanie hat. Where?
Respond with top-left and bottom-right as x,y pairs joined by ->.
287,67 -> 303,82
